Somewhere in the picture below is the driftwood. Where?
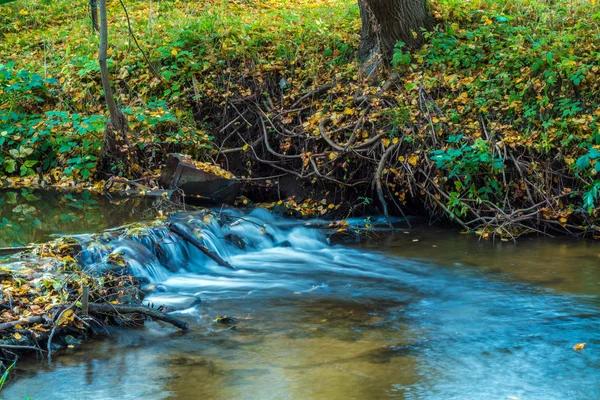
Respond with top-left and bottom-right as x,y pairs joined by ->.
88,303 -> 189,331
0,304 -> 188,333
169,222 -> 235,270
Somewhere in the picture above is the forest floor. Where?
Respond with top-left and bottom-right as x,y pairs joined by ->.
2,0 -> 600,238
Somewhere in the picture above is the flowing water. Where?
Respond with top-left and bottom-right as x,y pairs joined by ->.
1,191 -> 600,399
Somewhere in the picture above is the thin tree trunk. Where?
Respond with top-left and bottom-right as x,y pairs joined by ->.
90,0 -> 99,32
98,0 -> 136,176
358,0 -> 433,73
99,0 -> 124,131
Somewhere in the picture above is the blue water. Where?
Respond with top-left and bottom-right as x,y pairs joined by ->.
4,208 -> 600,399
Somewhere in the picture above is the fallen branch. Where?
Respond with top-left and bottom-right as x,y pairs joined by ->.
88,303 -> 189,331
169,222 -> 235,270
0,317 -> 44,332
0,344 -> 45,352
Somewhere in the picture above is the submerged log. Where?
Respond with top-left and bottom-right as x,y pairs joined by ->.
169,222 -> 235,270
158,154 -> 241,204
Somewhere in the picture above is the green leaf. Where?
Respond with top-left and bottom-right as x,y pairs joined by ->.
576,155 -> 590,170
4,159 -> 16,173
589,148 -> 600,159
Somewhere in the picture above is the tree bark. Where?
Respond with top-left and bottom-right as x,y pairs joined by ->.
90,0 -> 99,32
98,0 -> 136,176
358,0 -> 433,72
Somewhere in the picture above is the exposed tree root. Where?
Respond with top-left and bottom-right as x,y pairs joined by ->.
199,70 -> 597,239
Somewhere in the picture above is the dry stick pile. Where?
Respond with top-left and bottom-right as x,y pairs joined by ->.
206,72 -> 598,239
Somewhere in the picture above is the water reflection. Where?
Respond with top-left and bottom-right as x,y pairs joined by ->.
0,189 -> 160,247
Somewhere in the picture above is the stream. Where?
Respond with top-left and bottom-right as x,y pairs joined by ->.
1,190 -> 599,399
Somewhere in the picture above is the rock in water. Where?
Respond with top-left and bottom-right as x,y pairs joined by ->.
159,154 -> 241,204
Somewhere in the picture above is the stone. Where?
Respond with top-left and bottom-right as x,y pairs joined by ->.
158,154 -> 241,204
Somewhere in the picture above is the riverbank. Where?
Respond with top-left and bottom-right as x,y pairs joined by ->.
2,0 -> 600,238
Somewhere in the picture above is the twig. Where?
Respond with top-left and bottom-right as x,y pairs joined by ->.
290,83 -> 334,109
376,143 -> 400,229
117,0 -> 161,80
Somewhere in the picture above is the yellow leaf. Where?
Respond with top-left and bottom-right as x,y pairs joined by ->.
398,155 -> 405,162
242,143 -> 249,151
171,48 -> 178,56
58,309 -> 74,326
15,324 -> 23,329
68,345 -> 75,349
14,332 -> 22,340
392,137 -> 399,144
573,342 -> 586,351
382,138 -> 391,147
19,9 -> 29,15
329,152 -> 337,160
593,0 -> 597,6
408,154 -> 419,166
343,107 -> 354,115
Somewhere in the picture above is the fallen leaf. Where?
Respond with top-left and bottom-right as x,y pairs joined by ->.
573,342 -> 586,351
57,309 -> 74,326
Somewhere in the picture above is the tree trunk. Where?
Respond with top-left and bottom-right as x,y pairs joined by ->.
358,0 -> 433,72
90,0 -> 99,32
97,0 -> 136,177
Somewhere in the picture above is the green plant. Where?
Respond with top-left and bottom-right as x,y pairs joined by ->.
392,42 -> 411,68
0,359 -> 17,391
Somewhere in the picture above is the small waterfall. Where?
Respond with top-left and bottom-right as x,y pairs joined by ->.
67,208 -> 415,308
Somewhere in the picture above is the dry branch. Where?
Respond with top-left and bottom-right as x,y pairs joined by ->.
169,222 -> 235,270
88,303 -> 189,331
